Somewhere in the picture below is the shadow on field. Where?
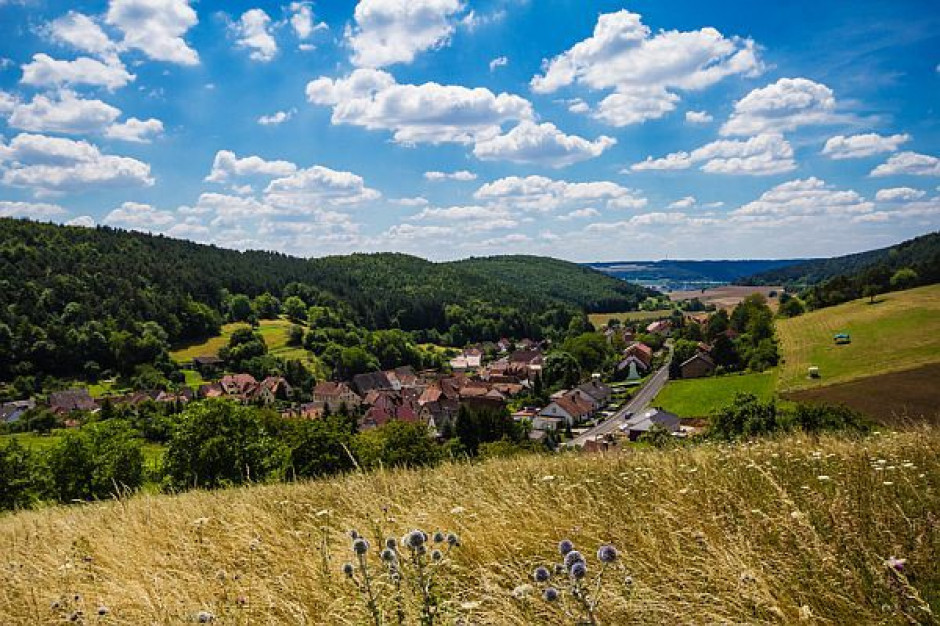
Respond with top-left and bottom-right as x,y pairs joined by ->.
783,362 -> 940,427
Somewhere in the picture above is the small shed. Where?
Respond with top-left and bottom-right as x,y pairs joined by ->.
833,333 -> 851,345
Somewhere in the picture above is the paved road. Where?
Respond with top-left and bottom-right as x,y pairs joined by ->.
567,364 -> 671,447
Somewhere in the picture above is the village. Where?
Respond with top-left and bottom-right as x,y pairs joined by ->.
1,314 -> 728,450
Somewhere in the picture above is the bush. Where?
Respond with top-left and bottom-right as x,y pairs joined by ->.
46,420 -> 144,502
163,400 -> 286,489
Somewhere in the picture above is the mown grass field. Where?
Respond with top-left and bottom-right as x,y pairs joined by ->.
776,284 -> 940,392
1,429 -> 937,625
588,309 -> 673,329
656,370 -> 777,418
169,318 -> 329,378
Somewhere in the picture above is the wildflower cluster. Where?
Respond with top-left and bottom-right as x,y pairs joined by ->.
340,528 -> 461,626
527,539 -> 629,625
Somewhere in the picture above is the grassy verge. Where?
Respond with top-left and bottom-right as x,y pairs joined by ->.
0,429 -> 936,624
656,370 -> 777,418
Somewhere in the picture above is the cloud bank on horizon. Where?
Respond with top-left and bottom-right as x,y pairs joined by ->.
0,0 -> 938,261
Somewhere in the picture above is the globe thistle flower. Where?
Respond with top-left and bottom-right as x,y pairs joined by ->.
97,606 -> 109,616
624,575 -> 634,586
404,530 -> 426,550
385,537 -> 397,551
381,548 -> 397,563
433,531 -> 445,543
570,561 -> 588,580
342,562 -> 355,578
563,550 -> 585,571
50,600 -> 61,610
349,530 -> 360,540
533,566 -> 551,583
431,549 -> 443,562
446,532 -> 460,547
597,545 -> 618,564
416,544 -> 428,556
558,539 -> 574,556
543,587 -> 559,602
352,538 -> 370,556
197,610 -> 215,623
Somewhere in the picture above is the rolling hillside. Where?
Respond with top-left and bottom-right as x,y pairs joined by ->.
0,429 -> 936,625
776,284 -> 940,391
741,231 -> 940,287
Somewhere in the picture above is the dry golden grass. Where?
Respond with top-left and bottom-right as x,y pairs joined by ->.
1,429 -> 938,625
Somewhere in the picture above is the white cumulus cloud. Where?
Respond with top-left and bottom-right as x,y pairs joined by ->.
874,187 -> 925,202
473,175 -> 646,213
472,121 -> 615,168
0,200 -> 67,219
306,68 -> 533,146
731,177 -> 873,221
20,53 -> 134,91
870,152 -> 940,177
631,134 -> 795,176
531,10 -> 761,126
105,0 -> 199,66
7,90 -> 121,135
347,0 -> 465,68
721,77 -> 841,136
0,132 -> 153,193
424,170 -> 477,181
232,8 -> 278,62
104,117 -> 164,143
205,150 -> 298,183
685,110 -> 713,124
822,133 -> 910,159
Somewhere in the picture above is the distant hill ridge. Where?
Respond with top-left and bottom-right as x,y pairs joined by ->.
587,259 -> 810,284
738,231 -> 940,287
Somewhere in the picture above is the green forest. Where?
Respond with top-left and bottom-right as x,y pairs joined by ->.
0,218 -> 653,384
740,231 -> 940,311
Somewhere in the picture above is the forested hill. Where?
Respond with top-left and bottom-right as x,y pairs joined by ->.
739,231 -> 940,287
0,218 -> 652,381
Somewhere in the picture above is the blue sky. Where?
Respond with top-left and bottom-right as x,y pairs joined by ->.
0,0 -> 938,261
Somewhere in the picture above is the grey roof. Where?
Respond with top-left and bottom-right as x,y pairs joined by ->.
621,408 -> 680,434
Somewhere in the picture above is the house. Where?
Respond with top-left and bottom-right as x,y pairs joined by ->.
679,353 -> 716,379
48,389 -> 98,415
281,402 -> 323,420
646,320 -> 671,335
352,371 -> 393,396
251,377 -> 293,404
625,342 -> 653,368
539,393 -> 594,427
198,382 -> 225,399
388,366 -> 419,388
220,374 -> 258,398
620,408 -> 681,441
0,399 -> 34,424
617,355 -> 648,379
577,379 -> 612,407
497,338 -> 512,353
312,382 -> 362,412
532,414 -> 564,431
192,355 -> 223,375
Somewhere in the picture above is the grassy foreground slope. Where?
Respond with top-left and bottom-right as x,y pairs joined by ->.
2,430 -> 938,625
776,284 -> 940,391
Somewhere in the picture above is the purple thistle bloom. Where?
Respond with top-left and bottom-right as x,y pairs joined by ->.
352,538 -> 370,555
597,545 -> 618,564
563,550 -> 585,571
558,539 -> 574,556
543,587 -> 559,602
431,549 -> 443,562
533,566 -> 551,583
385,537 -> 397,551
433,531 -> 445,543
404,530 -> 426,549
446,532 -> 460,547
349,530 -> 359,540
342,562 -> 355,577
381,548 -> 397,563
570,561 -> 588,580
